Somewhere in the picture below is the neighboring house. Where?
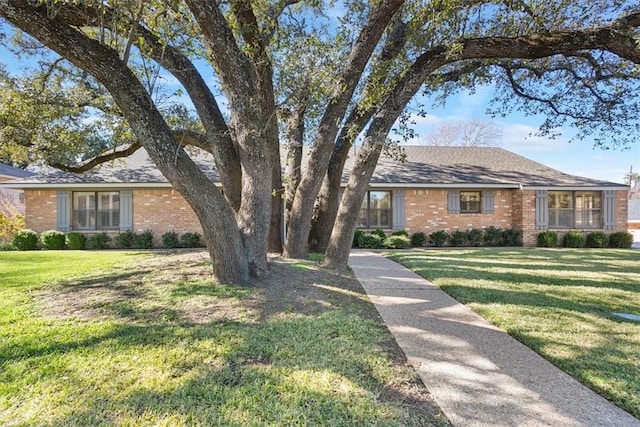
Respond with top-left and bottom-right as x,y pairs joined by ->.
0,163 -> 35,216
628,199 -> 640,229
0,146 -> 628,246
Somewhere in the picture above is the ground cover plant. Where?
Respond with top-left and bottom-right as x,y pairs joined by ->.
0,251 -> 448,426
387,248 -> 640,418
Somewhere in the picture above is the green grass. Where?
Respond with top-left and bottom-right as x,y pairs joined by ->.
0,251 -> 445,426
387,248 -> 640,418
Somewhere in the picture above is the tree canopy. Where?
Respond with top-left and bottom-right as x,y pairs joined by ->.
1,0 -> 639,284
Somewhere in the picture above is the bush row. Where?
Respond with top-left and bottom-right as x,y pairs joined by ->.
352,226 -> 522,249
9,229 -> 202,251
537,231 -> 634,248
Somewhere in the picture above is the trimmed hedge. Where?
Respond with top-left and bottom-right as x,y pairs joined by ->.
585,232 -> 608,248
40,230 -> 66,250
449,230 -> 468,247
13,229 -> 38,251
467,229 -> 483,247
537,231 -> 558,247
66,232 -> 86,250
162,231 -> 180,249
608,231 -> 633,248
410,232 -> 426,247
383,235 -> 411,249
87,233 -> 111,249
563,231 -> 584,248
429,230 -> 448,247
483,226 -> 503,246
357,233 -> 384,249
133,230 -> 154,249
180,232 -> 201,248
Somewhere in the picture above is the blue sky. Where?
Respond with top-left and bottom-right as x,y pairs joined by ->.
405,86 -> 638,184
1,21 -> 637,186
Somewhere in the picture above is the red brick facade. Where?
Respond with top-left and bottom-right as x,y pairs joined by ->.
402,188 -> 628,246
24,188 -> 203,246
24,187 -> 629,248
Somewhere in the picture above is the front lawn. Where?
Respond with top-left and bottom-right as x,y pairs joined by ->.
387,248 -> 640,418
0,251 -> 447,426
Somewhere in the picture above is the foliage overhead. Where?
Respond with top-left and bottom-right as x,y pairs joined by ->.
0,0 -> 639,282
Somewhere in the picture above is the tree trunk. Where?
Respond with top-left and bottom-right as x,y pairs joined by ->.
283,109 -> 304,228
323,140 -> 385,270
282,0 -> 404,259
308,140 -> 350,252
1,2 -> 253,284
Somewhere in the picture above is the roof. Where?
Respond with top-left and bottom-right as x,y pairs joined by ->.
0,163 -> 35,179
0,145 -> 626,190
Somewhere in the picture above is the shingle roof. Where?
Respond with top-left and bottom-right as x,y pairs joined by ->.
0,145 -> 626,189
0,163 -> 35,179
358,146 -> 624,187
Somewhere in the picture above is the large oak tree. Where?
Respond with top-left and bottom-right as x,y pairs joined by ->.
1,0 -> 639,284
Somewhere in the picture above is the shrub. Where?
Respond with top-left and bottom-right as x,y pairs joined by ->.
180,232 -> 201,248
0,243 -> 16,251
483,226 -> 503,246
66,232 -> 87,250
0,213 -> 25,244
563,231 -> 585,248
502,228 -> 522,246
13,229 -> 38,251
585,232 -> 608,248
357,233 -> 384,249
162,231 -> 180,249
449,230 -> 468,247
114,230 -> 136,249
608,231 -> 633,249
40,230 -> 66,250
371,229 -> 386,240
429,230 -> 448,247
537,231 -> 558,247
87,233 -> 111,249
353,230 -> 365,248
133,230 -> 154,249
467,229 -> 483,247
391,230 -> 409,237
383,235 -> 411,249
410,232 -> 426,247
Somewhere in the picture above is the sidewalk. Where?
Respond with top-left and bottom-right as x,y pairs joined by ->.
349,251 -> 640,427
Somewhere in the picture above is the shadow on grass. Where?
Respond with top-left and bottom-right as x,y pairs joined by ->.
2,251 -> 447,426
388,248 -> 640,419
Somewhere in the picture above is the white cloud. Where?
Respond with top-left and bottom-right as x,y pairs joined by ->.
500,123 -> 571,153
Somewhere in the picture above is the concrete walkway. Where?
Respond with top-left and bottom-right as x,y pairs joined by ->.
349,251 -> 640,427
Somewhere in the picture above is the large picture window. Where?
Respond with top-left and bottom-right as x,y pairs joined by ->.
358,191 -> 392,228
73,191 -> 120,230
460,191 -> 481,213
548,191 -> 601,228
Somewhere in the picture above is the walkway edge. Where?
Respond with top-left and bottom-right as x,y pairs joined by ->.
349,250 -> 640,427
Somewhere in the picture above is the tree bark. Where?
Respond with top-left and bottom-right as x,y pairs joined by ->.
283,0 -> 404,259
0,1 -> 252,284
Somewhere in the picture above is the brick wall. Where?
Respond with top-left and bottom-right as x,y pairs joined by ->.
24,190 -> 57,232
404,188 -> 516,233
132,189 -> 203,246
23,188 -> 203,247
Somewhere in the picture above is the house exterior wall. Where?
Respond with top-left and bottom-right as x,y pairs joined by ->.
402,188 -> 628,247
24,190 -> 57,232
24,188 -> 203,247
132,189 -> 203,244
404,188 -> 515,232
23,187 -> 629,248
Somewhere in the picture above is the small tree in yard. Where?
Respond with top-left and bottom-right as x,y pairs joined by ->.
1,1 -> 639,284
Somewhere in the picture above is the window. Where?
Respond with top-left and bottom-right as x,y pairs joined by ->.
358,191 -> 391,228
460,191 -> 481,213
548,191 -> 601,228
73,191 -> 120,230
